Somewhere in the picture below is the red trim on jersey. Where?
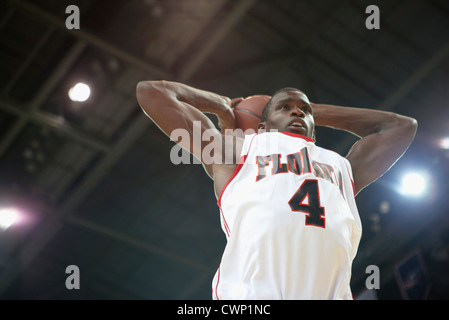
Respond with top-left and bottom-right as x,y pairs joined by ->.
280,131 -> 314,142
344,161 -> 356,196
217,155 -> 247,208
214,264 -> 221,300
219,207 -> 231,237
350,178 -> 356,196
217,154 -> 248,237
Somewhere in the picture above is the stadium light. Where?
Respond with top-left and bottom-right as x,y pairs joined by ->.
400,172 -> 428,197
0,208 -> 19,230
68,82 -> 91,102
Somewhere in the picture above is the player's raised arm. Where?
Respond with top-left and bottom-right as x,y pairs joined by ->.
136,80 -> 242,177
311,103 -> 418,195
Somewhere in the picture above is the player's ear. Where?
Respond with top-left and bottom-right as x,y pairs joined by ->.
257,121 -> 266,133
312,128 -> 316,142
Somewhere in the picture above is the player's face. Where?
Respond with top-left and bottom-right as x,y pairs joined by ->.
260,89 -> 315,138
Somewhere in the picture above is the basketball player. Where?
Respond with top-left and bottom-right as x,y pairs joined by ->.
136,81 -> 418,300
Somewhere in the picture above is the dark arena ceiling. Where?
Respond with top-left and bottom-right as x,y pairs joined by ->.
0,0 -> 448,301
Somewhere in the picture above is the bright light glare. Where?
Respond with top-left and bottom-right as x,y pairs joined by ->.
0,208 -> 19,230
440,137 -> 449,150
400,172 -> 427,196
68,82 -> 91,102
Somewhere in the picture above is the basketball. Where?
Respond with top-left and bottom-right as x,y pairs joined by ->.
233,95 -> 271,132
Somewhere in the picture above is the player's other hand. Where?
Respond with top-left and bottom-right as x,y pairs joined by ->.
218,97 -> 243,134
230,97 -> 244,109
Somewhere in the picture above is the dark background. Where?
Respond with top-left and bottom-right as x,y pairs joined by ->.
0,0 -> 448,300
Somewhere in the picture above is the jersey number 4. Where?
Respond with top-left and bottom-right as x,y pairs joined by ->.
288,179 -> 325,228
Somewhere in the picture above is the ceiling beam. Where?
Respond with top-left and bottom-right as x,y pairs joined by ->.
59,114 -> 150,217
379,40 -> 449,110
333,39 -> 449,155
0,100 -> 111,152
8,0 -> 172,80
178,0 -> 257,81
240,0 -> 377,102
0,40 -> 88,159
65,214 -> 211,273
1,29 -> 56,97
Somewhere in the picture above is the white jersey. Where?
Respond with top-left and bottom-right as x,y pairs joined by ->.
212,132 -> 362,300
